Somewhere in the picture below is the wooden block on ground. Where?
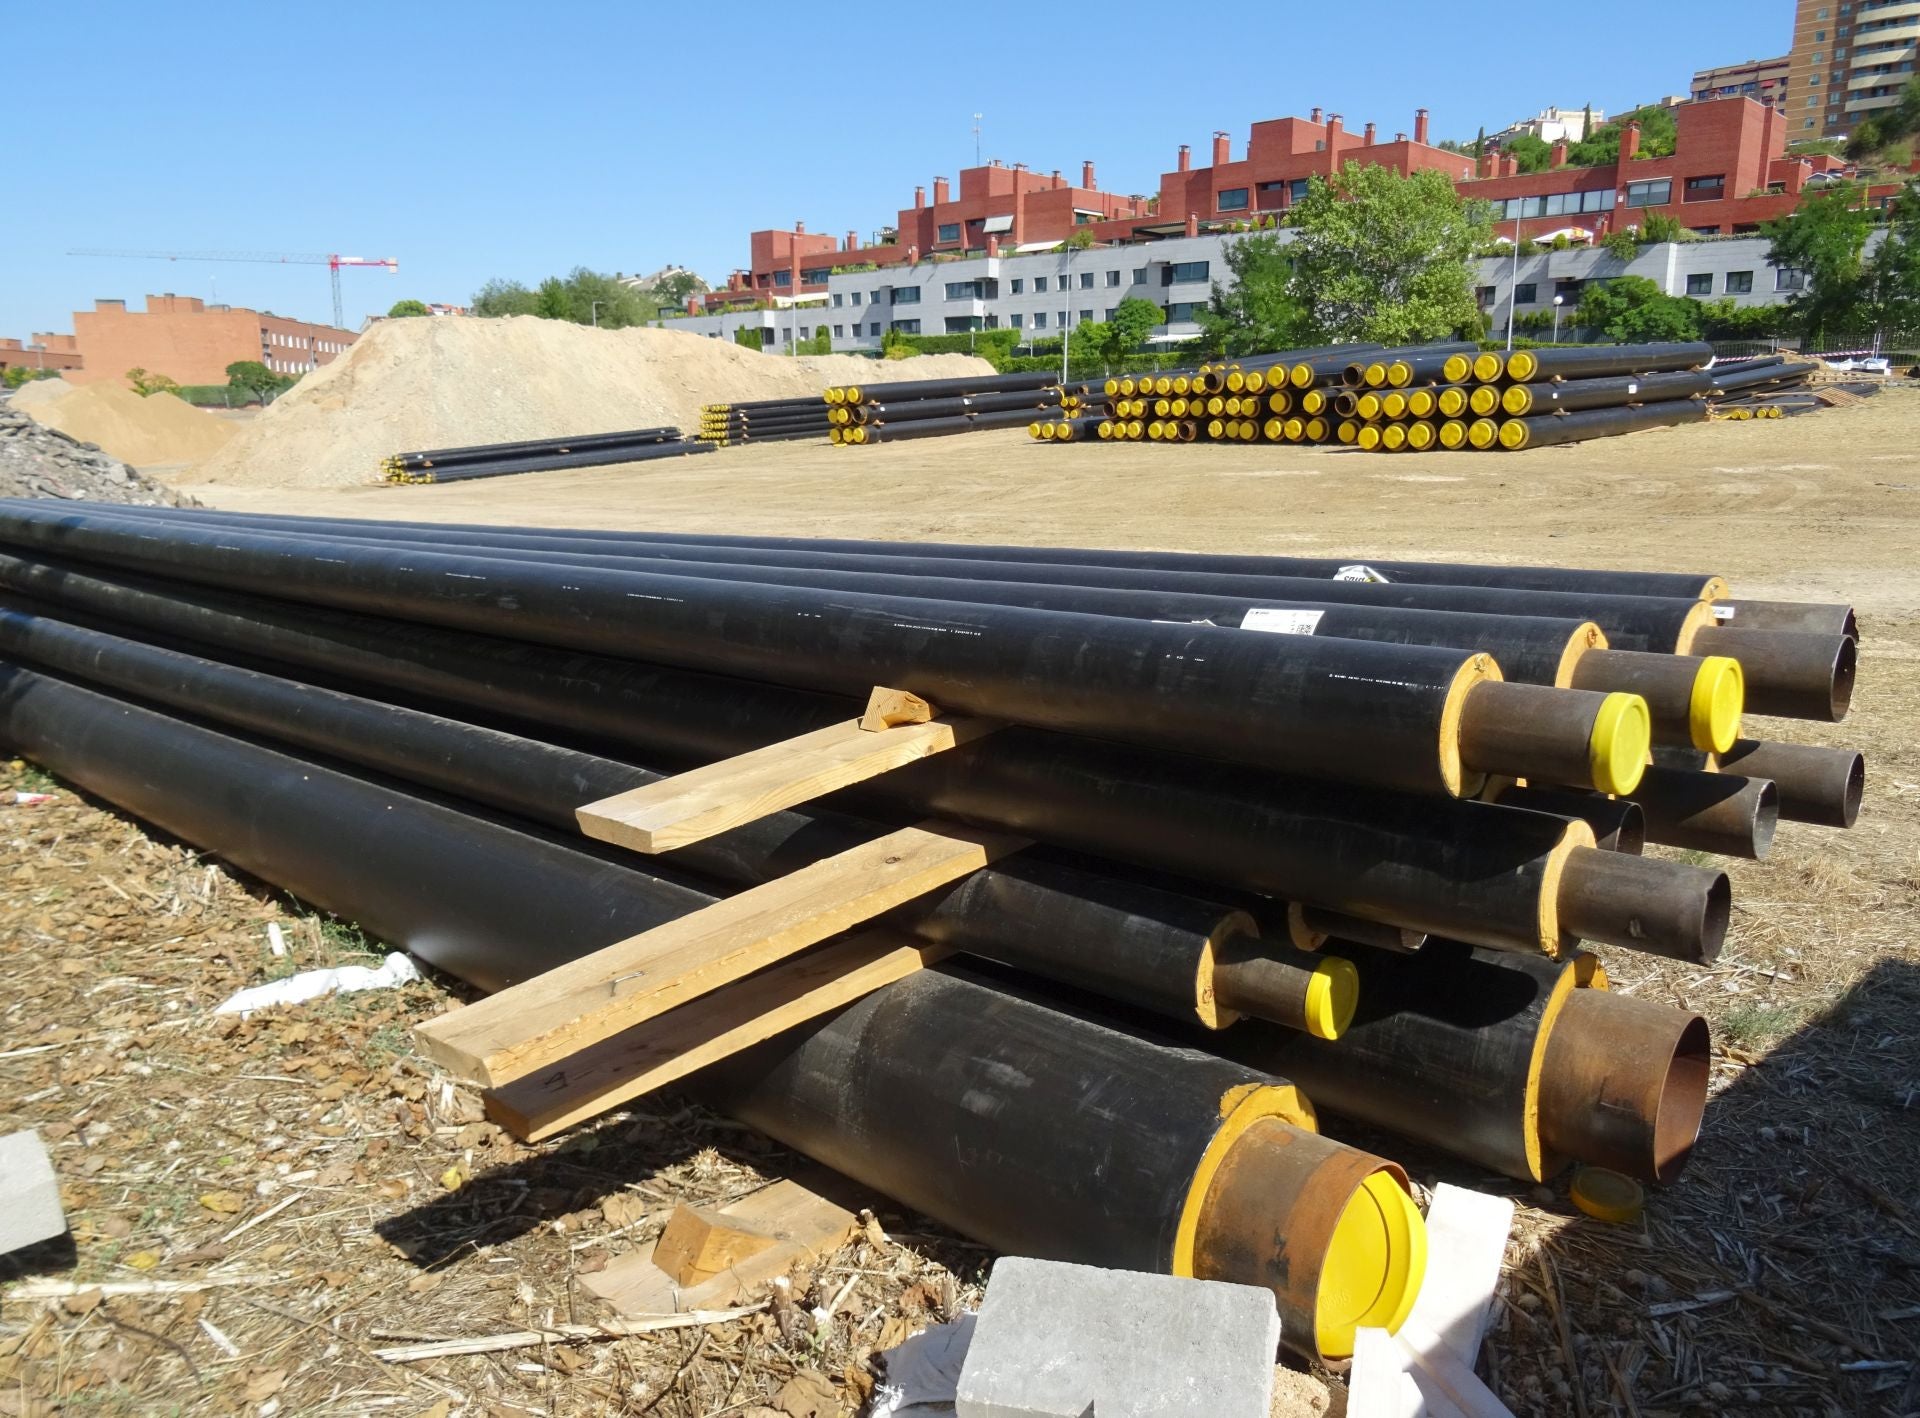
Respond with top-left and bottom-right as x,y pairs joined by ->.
576,711 -> 998,855
484,930 -> 946,1141
583,1176 -> 860,1317
652,1205 -> 779,1286
422,821 -> 1019,1088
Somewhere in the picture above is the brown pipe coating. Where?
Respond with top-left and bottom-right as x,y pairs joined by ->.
1702,627 -> 1856,722
1717,738 -> 1865,828
1214,934 -> 1359,1038
1557,848 -> 1728,961
1627,765 -> 1778,859
1457,681 -> 1645,793
1538,988 -> 1710,1184
1721,599 -> 1857,641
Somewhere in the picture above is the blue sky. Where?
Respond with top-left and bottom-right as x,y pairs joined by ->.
4,0 -> 1790,340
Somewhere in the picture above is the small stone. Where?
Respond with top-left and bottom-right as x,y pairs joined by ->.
1528,1185 -> 1556,1207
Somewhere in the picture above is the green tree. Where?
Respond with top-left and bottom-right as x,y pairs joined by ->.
1844,118 -> 1883,162
1568,105 -> 1678,165
1282,163 -> 1491,344
733,327 -> 765,351
1506,134 -> 1554,173
470,268 -> 659,327
1197,231 -> 1306,355
1864,186 -> 1920,334
1472,126 -> 1486,160
1601,229 -> 1641,261
1763,182 -> 1875,340
1637,211 -> 1693,244
1,366 -> 58,390
1581,103 -> 1594,140
470,278 -> 539,317
126,367 -> 181,397
223,360 -> 296,402
807,325 -> 833,354
387,299 -> 431,318
1073,297 -> 1164,369
1576,276 -> 1703,342
652,270 -> 703,306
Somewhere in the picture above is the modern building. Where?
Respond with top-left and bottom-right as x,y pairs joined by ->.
1692,56 -> 1792,114
54,295 -> 358,388
1788,0 -> 1920,138
0,335 -> 84,377
1488,106 -> 1607,148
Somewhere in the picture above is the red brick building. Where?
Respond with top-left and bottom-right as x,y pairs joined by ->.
0,335 -> 84,377
58,295 -> 358,388
704,96 -> 1902,312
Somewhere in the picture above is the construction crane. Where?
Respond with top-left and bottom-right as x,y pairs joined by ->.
67,249 -> 400,330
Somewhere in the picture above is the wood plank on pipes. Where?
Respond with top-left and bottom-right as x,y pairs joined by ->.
484,930 -> 947,1141
575,687 -> 998,855
416,820 -> 1023,1087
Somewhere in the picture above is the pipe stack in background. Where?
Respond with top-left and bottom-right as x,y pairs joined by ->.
0,502 -> 1868,1360
699,396 -> 835,446
381,427 -> 703,483
825,371 -> 1067,445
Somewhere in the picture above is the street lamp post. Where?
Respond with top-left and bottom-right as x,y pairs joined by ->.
1552,294 -> 1565,342
1504,215 -> 1522,351
590,301 -> 603,327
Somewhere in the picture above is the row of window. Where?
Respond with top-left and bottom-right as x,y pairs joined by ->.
1485,268 -> 1784,310
819,262 -> 1211,308
1497,189 -> 1614,220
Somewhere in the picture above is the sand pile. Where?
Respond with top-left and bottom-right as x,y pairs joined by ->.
20,383 -> 235,467
9,376 -> 76,411
185,316 -> 995,488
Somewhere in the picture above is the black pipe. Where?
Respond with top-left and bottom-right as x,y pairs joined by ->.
836,371 -> 1060,403
1717,599 -> 1856,640
1496,400 -> 1708,450
856,408 -> 1040,441
1501,370 -> 1713,417
1625,765 -> 1778,859
1717,738 -> 1865,828
1490,784 -> 1646,854
0,503 -> 1516,796
1693,627 -> 1856,722
408,442 -> 712,483
393,428 -> 681,468
1503,342 -> 1715,382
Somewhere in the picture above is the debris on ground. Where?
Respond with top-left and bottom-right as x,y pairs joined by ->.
8,382 -> 234,468
0,1130 -> 66,1255
0,400 -> 196,505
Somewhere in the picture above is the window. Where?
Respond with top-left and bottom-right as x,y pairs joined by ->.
937,223 -> 961,243
1218,187 -> 1249,211
892,286 -> 921,304
1079,271 -> 1094,289
1106,269 -> 1121,287
1625,179 -> 1672,208
1685,175 -> 1726,204
1166,302 -> 1204,321
1009,312 -> 1024,329
1055,274 -> 1070,291
831,293 -> 843,307
1033,311 -> 1048,329
945,281 -> 979,300
1475,285 -> 1497,309
851,291 -> 862,305
1079,309 -> 1094,323
1010,277 -> 1025,294
1257,180 -> 1288,208
945,316 -> 982,332
1165,260 -> 1210,284
1131,267 -> 1147,284
773,270 -> 792,286
1725,271 -> 1753,294
1058,310 -> 1068,327
891,319 -> 921,333
1685,273 -> 1713,296
798,327 -> 809,339
1289,178 -> 1310,202
1775,268 -> 1807,292
1105,307 -> 1116,319
1515,283 -> 1538,304
833,325 -> 844,338
801,268 -> 831,285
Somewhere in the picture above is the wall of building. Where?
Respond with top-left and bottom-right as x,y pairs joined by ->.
1788,0 -> 1920,138
64,295 -> 357,388
0,337 -> 84,374
1692,56 -> 1791,114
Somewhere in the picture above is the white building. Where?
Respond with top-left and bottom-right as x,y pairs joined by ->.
1488,106 -> 1606,148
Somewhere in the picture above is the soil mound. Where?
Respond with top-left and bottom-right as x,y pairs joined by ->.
20,383 -> 234,466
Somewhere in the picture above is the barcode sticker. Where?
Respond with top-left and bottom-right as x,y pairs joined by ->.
1712,604 -> 1737,622
1241,607 -> 1326,635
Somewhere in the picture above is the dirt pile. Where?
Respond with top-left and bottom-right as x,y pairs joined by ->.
185,316 -> 994,489
0,399 -> 196,505
9,376 -> 75,411
18,382 -> 235,467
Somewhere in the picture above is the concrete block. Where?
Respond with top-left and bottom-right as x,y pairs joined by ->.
0,1130 -> 66,1254
955,1257 -> 1279,1418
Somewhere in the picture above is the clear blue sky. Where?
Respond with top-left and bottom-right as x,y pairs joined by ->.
3,0 -> 1791,341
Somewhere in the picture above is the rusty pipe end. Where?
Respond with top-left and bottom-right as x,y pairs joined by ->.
1710,628 -> 1857,723
1717,738 -> 1864,828
1459,681 -> 1650,795
1215,932 -> 1360,1039
1631,766 -> 1779,860
1722,598 -> 1858,641
1558,848 -> 1729,962
1189,1118 -> 1426,1363
1539,989 -> 1711,1184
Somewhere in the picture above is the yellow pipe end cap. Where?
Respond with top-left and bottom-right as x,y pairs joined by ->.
844,387 -> 861,404
1589,692 -> 1651,795
1473,352 -> 1505,382
1571,1166 -> 1645,1225
1498,420 -> 1530,450
1439,421 -> 1467,448
1304,956 -> 1359,1041
1690,655 -> 1745,753
1389,362 -> 1413,388
1364,362 -> 1389,387
1291,365 -> 1314,388
1358,427 -> 1382,451
1506,350 -> 1539,381
1443,353 -> 1473,383
1316,1172 -> 1428,1359
1468,419 -> 1500,449
1501,385 -> 1531,416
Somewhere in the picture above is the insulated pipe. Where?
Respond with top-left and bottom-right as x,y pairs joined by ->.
1456,679 -> 1651,796
1496,401 -> 1708,450
1503,342 -> 1715,382
1290,905 -> 1427,954
1624,765 -> 1778,859
1717,739 -> 1865,828
1570,648 -> 1743,752
1219,940 -> 1711,1185
1537,988 -> 1711,1185
0,505 -> 1548,798
1469,386 -> 1502,417
858,409 -> 1040,441
1718,599 -> 1857,640
0,598 -> 1352,1030
1292,347 -> 1387,388
1490,785 -> 1646,854
391,427 -> 682,467
834,371 -> 1061,403
66,506 -> 1726,655
0,551 -> 1709,957
705,966 -> 1423,1362
0,667 -> 1421,1363
1555,849 -> 1727,962
408,443 -> 712,483
1692,627 -> 1856,722
1500,370 -> 1713,417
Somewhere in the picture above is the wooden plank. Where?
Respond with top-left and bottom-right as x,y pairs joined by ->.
576,713 -> 998,855
417,820 -> 1021,1087
483,931 -> 947,1141
584,1176 -> 860,1317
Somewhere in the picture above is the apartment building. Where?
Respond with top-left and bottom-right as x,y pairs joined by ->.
1788,0 -> 1920,138
60,295 -> 357,388
1692,56 -> 1791,114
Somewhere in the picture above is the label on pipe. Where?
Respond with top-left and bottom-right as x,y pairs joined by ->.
1334,564 -> 1391,583
1712,605 -> 1737,622
1240,608 -> 1326,636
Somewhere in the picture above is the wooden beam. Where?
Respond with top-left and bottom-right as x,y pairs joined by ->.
416,820 -> 1022,1087
483,931 -> 947,1141
576,699 -> 997,855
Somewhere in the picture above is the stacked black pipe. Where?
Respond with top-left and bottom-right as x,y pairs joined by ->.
0,503 -> 1870,1320
382,427 -> 701,484
699,395 -> 834,446
825,370 -> 1065,445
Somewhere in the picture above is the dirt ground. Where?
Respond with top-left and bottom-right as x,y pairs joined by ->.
3,393 -> 1916,1416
